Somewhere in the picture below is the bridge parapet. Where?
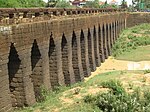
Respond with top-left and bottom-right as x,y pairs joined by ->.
0,8 -> 124,25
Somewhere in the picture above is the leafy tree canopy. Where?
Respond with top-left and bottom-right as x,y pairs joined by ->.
84,0 -> 100,8
132,0 -> 150,9
55,0 -> 73,8
0,0 -> 45,8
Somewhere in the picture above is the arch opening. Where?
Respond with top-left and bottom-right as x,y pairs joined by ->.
106,24 -> 110,56
88,28 -> 94,71
112,22 -> 115,43
31,39 -> 43,101
102,24 -> 107,59
61,34 -> 70,85
98,25 -> 104,62
109,24 -> 113,48
72,31 -> 80,82
80,29 -> 87,76
93,26 -> 98,66
49,35 -> 58,88
8,43 -> 24,107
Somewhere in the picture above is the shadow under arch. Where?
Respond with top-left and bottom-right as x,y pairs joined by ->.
72,31 -> 81,82
80,29 -> 88,76
31,39 -> 43,101
87,28 -> 94,71
93,25 -> 99,66
98,25 -> 105,62
48,34 -> 58,88
102,23 -> 108,59
8,43 -> 24,107
61,33 -> 70,85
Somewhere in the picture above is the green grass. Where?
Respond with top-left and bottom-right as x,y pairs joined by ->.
16,70 -> 146,112
116,45 -> 150,61
85,71 -> 124,86
14,71 -> 122,112
112,23 -> 150,61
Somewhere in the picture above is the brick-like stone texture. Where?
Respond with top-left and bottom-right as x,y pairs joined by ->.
127,13 -> 150,27
61,34 -> 71,85
99,25 -> 105,63
1,12 -> 149,111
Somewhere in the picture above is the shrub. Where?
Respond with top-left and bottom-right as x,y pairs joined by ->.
100,80 -> 125,95
84,80 -> 150,112
144,69 -> 150,74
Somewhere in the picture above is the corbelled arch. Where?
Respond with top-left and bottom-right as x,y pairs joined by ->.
80,29 -> 88,76
98,25 -> 105,63
102,23 -> 108,59
109,23 -> 113,49
48,35 -> 58,88
72,31 -> 82,82
31,39 -> 43,101
61,33 -> 70,85
8,43 -> 25,107
93,25 -> 100,66
112,22 -> 115,43
87,28 -> 94,71
106,23 -> 111,56
116,21 -> 119,38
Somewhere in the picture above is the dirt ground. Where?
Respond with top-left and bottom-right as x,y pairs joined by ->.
60,56 -> 150,106
85,56 -> 150,81
34,56 -> 150,112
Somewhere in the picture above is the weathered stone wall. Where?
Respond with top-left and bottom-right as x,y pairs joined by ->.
126,12 -> 150,27
0,11 -> 128,112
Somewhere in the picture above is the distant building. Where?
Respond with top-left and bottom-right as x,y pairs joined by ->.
70,0 -> 87,7
110,0 -> 118,5
99,1 -> 105,5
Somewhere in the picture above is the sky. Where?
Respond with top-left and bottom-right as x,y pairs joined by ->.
43,0 -> 132,6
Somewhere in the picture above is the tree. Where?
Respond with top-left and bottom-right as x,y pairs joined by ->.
99,0 -> 109,8
0,0 -> 20,8
132,0 -> 150,10
55,0 -> 72,8
84,0 -> 100,8
0,0 -> 45,8
105,0 -> 108,5
121,0 -> 128,8
93,0 -> 100,8
144,0 -> 150,8
46,0 -> 57,7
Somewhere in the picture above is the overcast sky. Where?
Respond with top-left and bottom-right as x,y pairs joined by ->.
43,0 -> 132,5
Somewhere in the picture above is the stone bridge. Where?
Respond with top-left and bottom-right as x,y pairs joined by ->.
0,8 -> 150,112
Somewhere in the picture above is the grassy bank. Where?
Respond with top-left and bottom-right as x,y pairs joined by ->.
16,70 -> 150,112
112,23 -> 150,61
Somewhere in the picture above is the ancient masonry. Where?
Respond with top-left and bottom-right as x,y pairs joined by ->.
0,8 -> 150,112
